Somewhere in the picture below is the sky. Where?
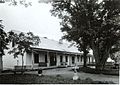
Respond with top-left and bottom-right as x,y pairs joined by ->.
0,0 -> 63,41
0,0 -> 104,55
0,0 -> 103,42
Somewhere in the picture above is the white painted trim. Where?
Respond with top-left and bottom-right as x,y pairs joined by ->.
31,51 -> 34,69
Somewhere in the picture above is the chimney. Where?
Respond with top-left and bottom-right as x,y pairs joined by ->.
59,39 -> 63,44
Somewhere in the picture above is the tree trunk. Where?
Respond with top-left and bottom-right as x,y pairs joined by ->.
97,50 -> 109,70
91,39 -> 111,71
95,63 -> 104,70
92,42 -> 104,71
0,54 -> 3,73
22,55 -> 24,69
93,45 -> 109,71
92,44 -> 100,70
95,59 -> 107,71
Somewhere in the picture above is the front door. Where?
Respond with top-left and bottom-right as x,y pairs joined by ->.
45,54 -> 47,63
34,53 -> 39,64
49,52 -> 56,66
72,56 -> 75,64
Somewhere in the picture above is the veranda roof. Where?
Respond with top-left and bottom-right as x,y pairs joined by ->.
11,30 -> 82,54
31,37 -> 82,54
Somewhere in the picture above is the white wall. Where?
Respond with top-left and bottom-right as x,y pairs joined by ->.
67,55 -> 69,65
56,54 -> 69,66
63,55 -> 65,62
56,54 -> 60,66
39,52 -> 45,62
26,52 -> 32,65
76,56 -> 83,65
3,43 -> 16,69
69,56 -> 72,66
47,52 -> 50,67
68,55 -> 84,66
3,43 -> 28,70
3,43 -> 85,69
3,48 -> 20,69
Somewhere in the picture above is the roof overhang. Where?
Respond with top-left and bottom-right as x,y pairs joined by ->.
31,47 -> 82,56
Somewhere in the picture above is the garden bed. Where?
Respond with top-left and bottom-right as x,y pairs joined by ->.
0,74 -> 115,84
78,67 -> 119,76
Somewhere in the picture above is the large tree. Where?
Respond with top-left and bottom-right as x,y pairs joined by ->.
8,31 -> 40,69
51,0 -> 120,70
0,20 -> 9,72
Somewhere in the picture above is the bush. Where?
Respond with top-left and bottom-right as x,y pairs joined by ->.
84,77 -> 93,84
79,67 -> 119,76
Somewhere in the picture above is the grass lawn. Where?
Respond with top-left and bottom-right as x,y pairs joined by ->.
0,74 -> 115,84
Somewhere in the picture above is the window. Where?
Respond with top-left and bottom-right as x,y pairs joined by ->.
60,55 -> 63,62
34,53 -> 39,63
89,56 -> 91,63
45,54 -> 47,63
77,56 -> 79,62
12,39 -> 15,47
65,56 -> 68,62
81,56 -> 83,62
72,57 -> 75,64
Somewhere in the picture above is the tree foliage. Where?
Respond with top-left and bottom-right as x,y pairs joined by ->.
8,31 -> 40,57
0,20 -> 9,56
51,0 -> 120,70
8,31 -> 40,68
0,0 -> 32,7
0,20 -> 9,71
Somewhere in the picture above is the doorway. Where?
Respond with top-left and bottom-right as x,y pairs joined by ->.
72,56 -> 75,64
49,52 -> 56,66
34,53 -> 39,64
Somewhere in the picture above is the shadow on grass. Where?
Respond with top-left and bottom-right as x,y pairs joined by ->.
0,74 -> 115,84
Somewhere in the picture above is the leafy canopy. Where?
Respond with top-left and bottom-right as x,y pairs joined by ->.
51,0 -> 120,69
51,0 -> 120,55
8,31 -> 40,58
0,20 -> 9,55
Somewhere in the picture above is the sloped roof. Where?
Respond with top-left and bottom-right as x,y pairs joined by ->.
32,37 -> 81,54
11,30 -> 81,54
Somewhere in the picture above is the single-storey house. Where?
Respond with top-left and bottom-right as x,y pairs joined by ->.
3,35 -> 94,70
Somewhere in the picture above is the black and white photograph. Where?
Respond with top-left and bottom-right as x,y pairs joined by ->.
0,0 -> 120,84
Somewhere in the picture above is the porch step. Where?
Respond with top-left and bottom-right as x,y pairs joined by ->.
38,66 -> 59,70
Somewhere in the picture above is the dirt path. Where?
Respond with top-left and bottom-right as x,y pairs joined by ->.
25,67 -> 119,83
